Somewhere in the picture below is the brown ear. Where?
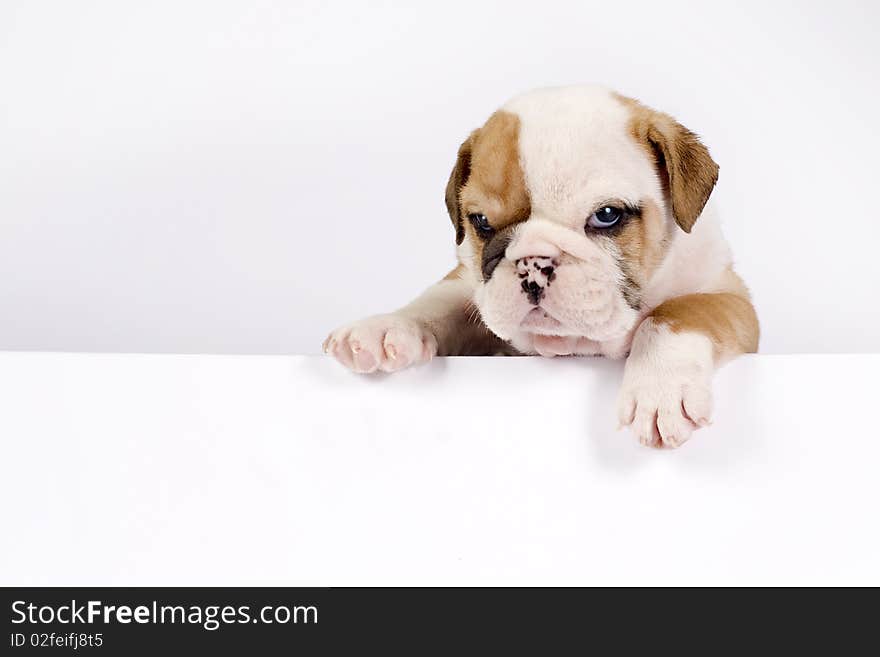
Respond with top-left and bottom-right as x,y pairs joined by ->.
445,131 -> 477,245
625,100 -> 719,233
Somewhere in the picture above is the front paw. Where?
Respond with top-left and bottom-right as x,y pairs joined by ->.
617,358 -> 713,449
323,314 -> 438,374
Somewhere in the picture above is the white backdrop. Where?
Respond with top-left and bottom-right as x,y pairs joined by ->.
1,0 -> 878,355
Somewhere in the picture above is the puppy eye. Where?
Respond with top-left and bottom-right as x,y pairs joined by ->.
468,213 -> 495,238
587,206 -> 624,229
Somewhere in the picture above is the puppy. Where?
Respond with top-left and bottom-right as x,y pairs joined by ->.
324,86 -> 758,448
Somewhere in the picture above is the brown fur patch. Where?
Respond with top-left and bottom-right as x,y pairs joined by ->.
445,111 -> 530,269
615,94 -> 719,233
613,199 -> 669,304
445,135 -> 476,244
442,300 -> 520,357
650,286 -> 759,360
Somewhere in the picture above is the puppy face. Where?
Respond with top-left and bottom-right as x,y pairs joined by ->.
446,86 -> 719,357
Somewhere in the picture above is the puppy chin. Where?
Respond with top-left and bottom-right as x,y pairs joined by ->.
506,330 -> 634,359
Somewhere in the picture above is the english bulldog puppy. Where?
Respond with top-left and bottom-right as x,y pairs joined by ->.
324,86 -> 758,448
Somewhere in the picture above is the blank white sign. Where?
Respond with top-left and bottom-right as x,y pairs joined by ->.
1,352 -> 877,586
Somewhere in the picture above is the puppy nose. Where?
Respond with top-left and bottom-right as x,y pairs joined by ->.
516,256 -> 558,305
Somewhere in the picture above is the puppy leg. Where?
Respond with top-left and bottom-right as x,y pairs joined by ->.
617,281 -> 758,448
324,267 -> 507,373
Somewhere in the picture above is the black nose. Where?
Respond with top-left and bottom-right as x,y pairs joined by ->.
515,256 -> 557,305
521,279 -> 544,305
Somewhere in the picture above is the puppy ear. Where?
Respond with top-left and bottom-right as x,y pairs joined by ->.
445,131 -> 477,245
625,99 -> 719,233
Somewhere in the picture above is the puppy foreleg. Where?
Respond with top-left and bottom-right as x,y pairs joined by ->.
617,282 -> 759,448
324,267 -> 506,373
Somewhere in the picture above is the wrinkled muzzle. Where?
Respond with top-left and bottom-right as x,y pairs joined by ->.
474,218 -> 640,354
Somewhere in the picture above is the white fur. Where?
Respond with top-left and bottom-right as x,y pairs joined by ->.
323,313 -> 437,373
504,86 -> 663,224
323,279 -> 473,373
641,203 -> 733,309
617,320 -> 715,448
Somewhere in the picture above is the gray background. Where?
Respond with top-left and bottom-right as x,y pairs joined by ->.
2,0 -> 878,354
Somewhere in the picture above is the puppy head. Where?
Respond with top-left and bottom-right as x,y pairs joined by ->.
445,86 -> 719,356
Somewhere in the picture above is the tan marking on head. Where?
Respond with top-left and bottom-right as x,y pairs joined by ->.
445,134 -> 476,244
649,277 -> 759,360
615,94 -> 719,233
460,111 -> 530,225
445,111 -> 530,271
614,199 -> 669,297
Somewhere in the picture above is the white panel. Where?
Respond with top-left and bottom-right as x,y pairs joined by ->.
1,352 -> 877,586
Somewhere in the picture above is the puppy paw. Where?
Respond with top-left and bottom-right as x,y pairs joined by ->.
323,314 -> 438,374
617,375 -> 712,448
616,329 -> 714,448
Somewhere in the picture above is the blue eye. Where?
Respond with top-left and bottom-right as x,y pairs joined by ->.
468,213 -> 494,238
587,206 -> 624,229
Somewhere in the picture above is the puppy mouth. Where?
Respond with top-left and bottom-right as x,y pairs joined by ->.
519,307 -> 563,333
